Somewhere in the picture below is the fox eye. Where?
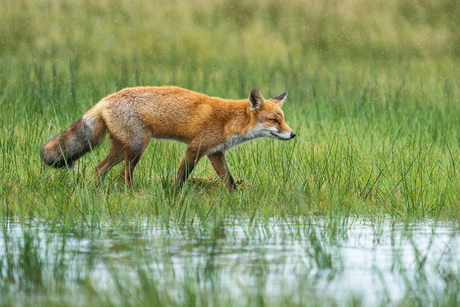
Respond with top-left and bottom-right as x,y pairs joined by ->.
270,119 -> 279,124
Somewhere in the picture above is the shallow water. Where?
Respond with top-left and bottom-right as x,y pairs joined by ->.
1,217 -> 459,305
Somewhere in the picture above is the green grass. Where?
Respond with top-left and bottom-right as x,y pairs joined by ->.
1,0 -> 460,305
2,58 -> 459,221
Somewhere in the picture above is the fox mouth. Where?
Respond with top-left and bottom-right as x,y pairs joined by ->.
270,132 -> 292,140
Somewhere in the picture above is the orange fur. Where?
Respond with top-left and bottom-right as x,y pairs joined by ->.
41,86 -> 296,191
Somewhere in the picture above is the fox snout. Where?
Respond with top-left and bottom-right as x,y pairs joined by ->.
283,130 -> 296,140
270,128 -> 296,141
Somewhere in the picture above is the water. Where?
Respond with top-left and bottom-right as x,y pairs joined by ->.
1,217 -> 459,305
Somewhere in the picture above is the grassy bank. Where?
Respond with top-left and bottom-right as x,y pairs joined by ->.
0,0 -> 459,223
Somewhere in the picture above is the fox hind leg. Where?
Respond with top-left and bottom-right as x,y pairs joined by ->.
120,142 -> 149,188
95,139 -> 125,185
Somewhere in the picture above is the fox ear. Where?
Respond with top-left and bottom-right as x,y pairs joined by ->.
270,92 -> 287,108
248,88 -> 265,111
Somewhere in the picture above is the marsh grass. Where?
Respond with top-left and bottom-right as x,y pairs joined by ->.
3,56 -> 459,221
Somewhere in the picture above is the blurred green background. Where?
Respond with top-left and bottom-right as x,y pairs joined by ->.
2,0 -> 459,63
2,0 -> 458,93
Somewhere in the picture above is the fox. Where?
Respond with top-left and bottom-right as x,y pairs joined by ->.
41,86 -> 296,191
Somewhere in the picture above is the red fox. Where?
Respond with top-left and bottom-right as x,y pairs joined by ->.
41,86 -> 296,191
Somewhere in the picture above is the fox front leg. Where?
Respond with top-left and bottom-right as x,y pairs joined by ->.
176,147 -> 203,188
207,152 -> 237,191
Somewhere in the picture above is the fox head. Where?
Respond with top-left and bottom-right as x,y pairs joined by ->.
248,88 -> 296,141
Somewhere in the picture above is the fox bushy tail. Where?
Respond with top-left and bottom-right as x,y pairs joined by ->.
41,115 -> 107,168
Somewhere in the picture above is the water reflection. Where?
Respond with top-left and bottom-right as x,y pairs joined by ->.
1,218 -> 459,305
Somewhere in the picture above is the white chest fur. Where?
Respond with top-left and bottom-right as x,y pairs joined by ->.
205,129 -> 263,155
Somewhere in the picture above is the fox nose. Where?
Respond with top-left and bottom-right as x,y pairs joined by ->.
290,131 -> 296,138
